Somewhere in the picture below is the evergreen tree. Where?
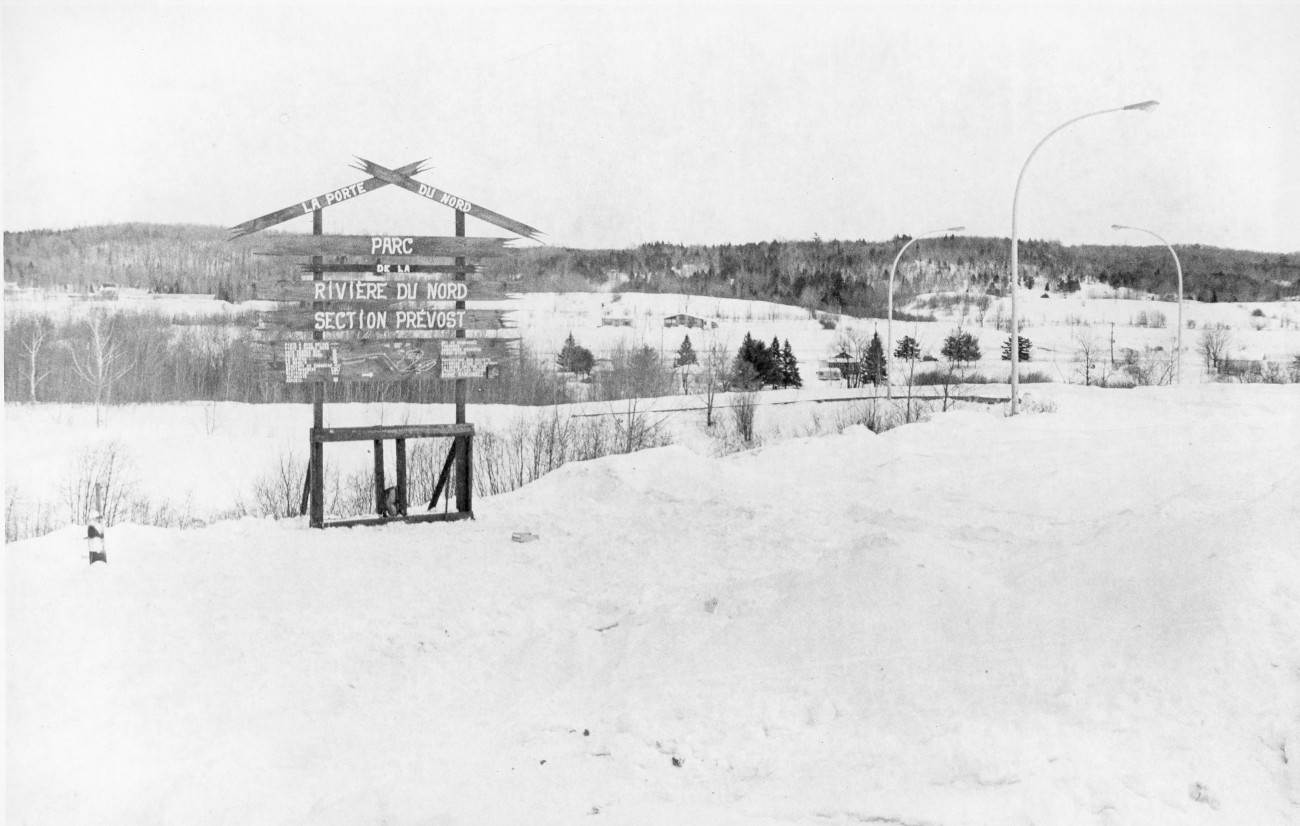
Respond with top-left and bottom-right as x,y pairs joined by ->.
674,335 -> 698,368
733,332 -> 783,389
1001,334 -> 1033,362
941,327 -> 981,370
557,332 -> 595,375
764,336 -> 784,386
780,339 -> 802,388
893,335 -> 921,361
864,331 -> 887,385
733,333 -> 765,389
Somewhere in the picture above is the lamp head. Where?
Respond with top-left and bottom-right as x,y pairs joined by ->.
1123,100 -> 1159,112
947,226 -> 966,232
1111,224 -> 1129,231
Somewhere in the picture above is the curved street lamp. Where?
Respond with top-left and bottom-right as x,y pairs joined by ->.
887,226 -> 964,399
1009,99 -> 1159,414
1112,223 -> 1184,384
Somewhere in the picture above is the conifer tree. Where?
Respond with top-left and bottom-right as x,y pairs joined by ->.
557,332 -> 595,375
864,331 -> 888,385
941,327 -> 981,371
1001,334 -> 1033,362
781,339 -> 802,388
674,335 -> 698,368
893,335 -> 921,361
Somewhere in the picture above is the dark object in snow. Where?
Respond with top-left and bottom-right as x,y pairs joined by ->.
381,486 -> 404,518
540,759 -> 547,766
87,514 -> 107,565
512,531 -> 539,543
583,729 -> 590,737
671,756 -> 683,767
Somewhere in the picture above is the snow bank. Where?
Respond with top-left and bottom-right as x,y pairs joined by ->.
7,385 -> 1299,824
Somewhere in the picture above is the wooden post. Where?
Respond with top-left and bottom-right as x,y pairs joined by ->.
373,440 -> 386,516
454,209 -> 472,515
310,208 -> 326,528
395,438 -> 408,516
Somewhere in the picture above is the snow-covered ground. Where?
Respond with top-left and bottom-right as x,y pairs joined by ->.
7,383 -> 1299,824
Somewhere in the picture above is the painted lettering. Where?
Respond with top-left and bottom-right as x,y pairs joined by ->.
425,282 -> 468,301
437,192 -> 473,212
370,237 -> 415,255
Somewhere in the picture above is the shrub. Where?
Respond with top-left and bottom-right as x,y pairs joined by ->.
732,390 -> 759,443
249,450 -> 307,518
63,441 -> 135,525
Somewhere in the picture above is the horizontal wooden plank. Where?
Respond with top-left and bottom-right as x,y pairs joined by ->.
229,159 -> 427,238
300,263 -> 482,275
254,235 -> 509,258
253,279 -> 513,303
270,340 -> 514,383
325,511 -> 472,528
263,307 -> 508,332
313,424 -> 475,442
250,327 -> 520,342
355,158 -> 548,244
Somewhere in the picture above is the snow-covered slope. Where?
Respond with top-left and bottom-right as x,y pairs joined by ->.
7,384 -> 1299,825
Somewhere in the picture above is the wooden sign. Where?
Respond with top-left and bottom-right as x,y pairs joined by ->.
254,278 -> 512,303
354,158 -> 548,244
267,307 -> 508,333
439,339 -> 503,379
273,340 -> 513,383
254,235 -> 509,258
229,159 -> 427,238
299,263 -> 482,275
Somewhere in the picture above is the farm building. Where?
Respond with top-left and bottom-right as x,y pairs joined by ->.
663,313 -> 716,329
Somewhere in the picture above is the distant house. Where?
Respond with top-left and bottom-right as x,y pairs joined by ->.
826,351 -> 861,386
671,264 -> 703,279
601,304 -> 634,326
663,313 -> 715,329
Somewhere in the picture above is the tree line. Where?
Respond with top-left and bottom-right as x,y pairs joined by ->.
6,225 -> 1295,319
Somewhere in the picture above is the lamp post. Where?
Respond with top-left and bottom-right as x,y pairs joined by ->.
1009,100 -> 1159,414
1111,224 -> 1184,384
887,226 -> 964,399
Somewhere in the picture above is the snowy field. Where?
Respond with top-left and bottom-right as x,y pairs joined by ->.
5,289 -> 1300,824
6,382 -> 1299,825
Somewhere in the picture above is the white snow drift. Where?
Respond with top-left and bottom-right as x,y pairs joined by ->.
6,383 -> 1299,825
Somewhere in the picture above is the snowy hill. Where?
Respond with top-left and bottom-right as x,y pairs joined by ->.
7,384 -> 1299,824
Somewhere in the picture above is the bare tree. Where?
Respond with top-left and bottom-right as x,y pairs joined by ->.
1072,326 -> 1104,387
64,315 -> 136,425
732,389 -> 758,443
697,338 -> 730,428
831,329 -> 871,388
19,316 -> 53,402
1198,323 -> 1233,373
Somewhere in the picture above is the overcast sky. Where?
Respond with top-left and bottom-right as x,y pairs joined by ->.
3,3 -> 1298,251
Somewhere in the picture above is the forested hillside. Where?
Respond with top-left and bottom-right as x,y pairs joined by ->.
5,224 -> 1297,316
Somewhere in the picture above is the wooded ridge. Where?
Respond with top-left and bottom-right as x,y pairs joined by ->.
5,224 -> 1296,317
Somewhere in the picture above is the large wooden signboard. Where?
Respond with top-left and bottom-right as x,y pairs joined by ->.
231,157 -> 543,529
